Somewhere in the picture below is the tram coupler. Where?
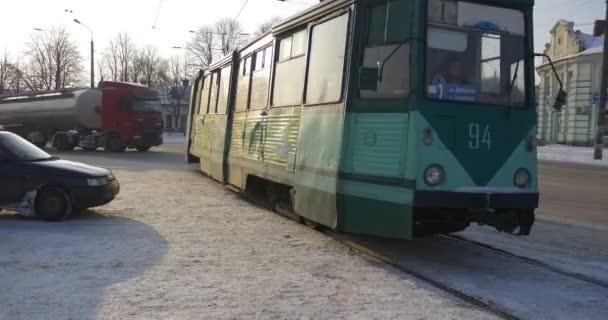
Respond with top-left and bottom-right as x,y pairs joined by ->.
469,209 -> 535,236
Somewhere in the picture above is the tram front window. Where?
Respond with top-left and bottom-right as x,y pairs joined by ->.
425,0 -> 527,107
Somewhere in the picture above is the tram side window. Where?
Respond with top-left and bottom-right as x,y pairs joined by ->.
273,30 -> 307,107
243,56 -> 251,76
193,78 -> 203,114
360,0 -> 412,99
198,75 -> 211,115
209,72 -> 220,114
217,65 -> 232,114
236,57 -> 252,112
250,45 -> 273,110
306,13 -> 349,104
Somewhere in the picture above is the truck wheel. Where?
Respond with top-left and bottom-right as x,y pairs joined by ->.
136,146 -> 151,152
82,146 -> 97,151
106,136 -> 126,152
55,135 -> 75,151
35,187 -> 72,221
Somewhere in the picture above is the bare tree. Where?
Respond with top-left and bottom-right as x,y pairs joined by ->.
102,32 -> 136,82
157,56 -> 189,130
102,38 -> 120,81
140,46 -> 161,87
186,25 -> 217,70
22,27 -> 83,91
215,17 -> 248,57
97,59 -> 107,83
253,16 -> 282,37
129,48 -> 145,84
186,17 -> 247,71
0,51 -> 13,94
117,33 -> 135,82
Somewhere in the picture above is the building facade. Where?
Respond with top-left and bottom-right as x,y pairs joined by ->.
157,86 -> 190,133
537,20 -> 603,146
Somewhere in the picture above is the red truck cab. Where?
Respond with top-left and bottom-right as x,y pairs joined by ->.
100,81 -> 163,152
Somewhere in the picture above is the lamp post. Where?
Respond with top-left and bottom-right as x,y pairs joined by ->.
73,19 -> 95,88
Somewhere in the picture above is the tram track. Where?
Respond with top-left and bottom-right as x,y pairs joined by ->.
442,234 -> 608,290
324,230 -> 523,320
241,192 -> 608,320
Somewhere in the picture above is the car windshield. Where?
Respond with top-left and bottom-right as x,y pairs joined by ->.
0,133 -> 53,162
426,0 -> 527,107
133,98 -> 162,114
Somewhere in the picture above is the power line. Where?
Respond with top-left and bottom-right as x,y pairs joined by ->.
152,0 -> 163,29
234,0 -> 250,20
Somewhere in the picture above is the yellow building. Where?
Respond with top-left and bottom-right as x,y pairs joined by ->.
537,20 -> 603,145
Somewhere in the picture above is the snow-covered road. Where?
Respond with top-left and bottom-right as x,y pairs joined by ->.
0,146 -> 499,320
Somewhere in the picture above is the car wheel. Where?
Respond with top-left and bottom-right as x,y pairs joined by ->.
35,187 -> 72,221
106,135 -> 126,152
136,146 -> 151,152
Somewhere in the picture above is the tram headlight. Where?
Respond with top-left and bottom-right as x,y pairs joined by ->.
424,164 -> 444,186
514,168 -> 531,189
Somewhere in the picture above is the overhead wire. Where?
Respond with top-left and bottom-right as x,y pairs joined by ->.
152,0 -> 164,29
234,0 -> 250,20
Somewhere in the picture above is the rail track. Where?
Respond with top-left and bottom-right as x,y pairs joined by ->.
442,234 -> 608,290
241,191 -> 608,320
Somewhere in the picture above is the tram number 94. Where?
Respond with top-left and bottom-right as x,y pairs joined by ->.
468,123 -> 491,150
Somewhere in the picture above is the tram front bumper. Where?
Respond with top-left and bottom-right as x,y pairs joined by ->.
413,190 -> 538,236
413,190 -> 539,210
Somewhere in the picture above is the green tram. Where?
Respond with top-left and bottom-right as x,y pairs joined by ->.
186,0 -> 559,239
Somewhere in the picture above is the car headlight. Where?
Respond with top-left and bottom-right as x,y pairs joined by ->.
424,164 -> 444,186
87,177 -> 109,186
514,168 -> 531,189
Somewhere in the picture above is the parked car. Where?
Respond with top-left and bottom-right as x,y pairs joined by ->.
0,130 -> 119,221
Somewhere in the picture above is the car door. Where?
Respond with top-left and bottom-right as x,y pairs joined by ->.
0,147 -> 25,204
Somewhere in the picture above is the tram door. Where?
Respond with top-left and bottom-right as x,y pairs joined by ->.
185,75 -> 202,163
339,0 -> 414,239
209,65 -> 234,182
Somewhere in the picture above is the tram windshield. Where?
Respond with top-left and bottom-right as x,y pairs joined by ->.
425,0 -> 527,107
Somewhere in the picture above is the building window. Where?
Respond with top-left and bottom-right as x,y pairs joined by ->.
165,114 -> 173,129
305,13 -> 349,104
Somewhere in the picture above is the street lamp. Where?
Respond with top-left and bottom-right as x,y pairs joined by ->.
73,18 -> 95,88
33,28 -> 44,32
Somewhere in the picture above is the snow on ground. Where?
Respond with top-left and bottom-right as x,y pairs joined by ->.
538,144 -> 608,167
0,146 -> 499,320
163,132 -> 185,145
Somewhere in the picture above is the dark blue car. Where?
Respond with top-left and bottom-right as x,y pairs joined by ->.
0,130 -> 119,221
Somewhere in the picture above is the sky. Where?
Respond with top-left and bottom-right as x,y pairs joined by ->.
0,0 -> 603,69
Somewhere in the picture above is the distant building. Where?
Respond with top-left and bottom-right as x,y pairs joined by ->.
157,85 -> 190,133
537,20 -> 604,146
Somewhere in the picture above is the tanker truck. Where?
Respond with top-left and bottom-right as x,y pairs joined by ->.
0,81 -> 163,152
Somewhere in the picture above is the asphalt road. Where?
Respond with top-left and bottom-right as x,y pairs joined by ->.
538,160 -> 608,230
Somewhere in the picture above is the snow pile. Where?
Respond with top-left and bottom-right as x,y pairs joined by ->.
538,145 -> 608,167
163,132 -> 185,145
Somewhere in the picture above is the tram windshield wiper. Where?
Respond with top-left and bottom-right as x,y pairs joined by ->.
378,42 -> 405,81
506,60 -> 520,117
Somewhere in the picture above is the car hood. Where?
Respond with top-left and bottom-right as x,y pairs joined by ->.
30,159 -> 111,178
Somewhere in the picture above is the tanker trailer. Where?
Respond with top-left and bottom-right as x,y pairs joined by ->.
0,81 -> 164,152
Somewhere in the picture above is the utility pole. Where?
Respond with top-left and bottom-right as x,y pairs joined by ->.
73,19 -> 95,88
593,1 -> 608,159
